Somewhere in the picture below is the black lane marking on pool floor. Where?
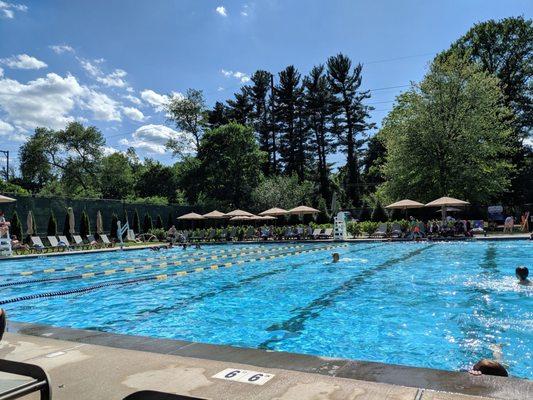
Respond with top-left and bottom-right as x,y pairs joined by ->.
0,243 -> 311,288
105,243 -> 387,326
258,243 -> 436,350
0,244 -> 344,305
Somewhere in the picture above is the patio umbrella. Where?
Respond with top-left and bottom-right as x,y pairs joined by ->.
288,205 -> 320,215
224,209 -> 254,218
434,207 -> 462,213
177,212 -> 206,220
68,207 -> 75,235
258,207 -> 287,216
425,196 -> 469,223
385,199 -> 424,210
203,210 -> 226,219
259,215 -> 277,221
0,195 -> 16,203
26,210 -> 34,236
229,216 -> 252,222
96,211 -> 103,235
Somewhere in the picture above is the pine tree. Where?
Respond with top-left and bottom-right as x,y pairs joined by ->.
155,214 -> 164,229
63,211 -> 70,238
47,210 -> 57,236
227,88 -> 253,125
122,210 -> 129,227
327,53 -> 374,206
10,211 -> 23,241
142,213 -> 153,233
110,213 -> 118,239
167,212 -> 174,229
359,206 -> 371,222
132,209 -> 140,233
207,101 -> 230,128
80,210 -> 91,237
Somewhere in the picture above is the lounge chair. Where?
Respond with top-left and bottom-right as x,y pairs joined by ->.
30,237 -> 48,253
390,223 -> 403,238
311,228 -> 322,239
218,229 -> 227,241
227,228 -> 236,241
471,220 -> 485,234
57,235 -> 79,250
244,227 -> 255,241
205,229 -> 216,241
321,228 -> 333,239
47,236 -> 67,251
260,227 -> 271,240
124,391 -> 206,400
371,223 -> 388,238
99,234 -> 114,247
73,235 -> 93,249
0,355 -> 52,400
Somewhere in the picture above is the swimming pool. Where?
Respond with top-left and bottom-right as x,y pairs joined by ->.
1,241 -> 531,379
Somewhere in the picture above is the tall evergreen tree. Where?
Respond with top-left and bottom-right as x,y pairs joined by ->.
167,212 -> 174,229
80,210 -> 90,237
47,210 -> 57,236
10,211 -> 23,240
274,65 -> 308,180
227,88 -> 253,125
303,64 -> 335,200
62,211 -> 70,238
207,101 -> 230,128
110,213 -> 118,239
143,213 -> 153,233
132,209 -> 140,233
327,53 -> 374,206
155,214 -> 164,229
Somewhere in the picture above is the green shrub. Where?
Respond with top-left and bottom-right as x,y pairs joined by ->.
149,228 -> 166,241
155,214 -> 164,229
359,221 -> 379,236
346,221 -> 361,237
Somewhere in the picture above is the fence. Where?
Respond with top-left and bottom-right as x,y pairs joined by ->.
0,194 -> 194,235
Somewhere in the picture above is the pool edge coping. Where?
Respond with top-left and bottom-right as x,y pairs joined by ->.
6,321 -> 531,400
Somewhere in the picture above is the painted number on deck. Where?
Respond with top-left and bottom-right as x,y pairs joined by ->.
212,368 -> 275,385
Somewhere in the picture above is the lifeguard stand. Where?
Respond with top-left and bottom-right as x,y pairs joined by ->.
0,229 -> 12,257
333,212 -> 347,241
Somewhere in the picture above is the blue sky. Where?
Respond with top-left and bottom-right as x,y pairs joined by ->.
0,0 -> 531,169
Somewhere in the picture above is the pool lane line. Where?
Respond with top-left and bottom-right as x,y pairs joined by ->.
258,243 -> 437,350
1,243 -> 295,278
0,243 -> 348,305
0,241 -> 312,287
120,243 -> 388,323
0,243 -> 314,288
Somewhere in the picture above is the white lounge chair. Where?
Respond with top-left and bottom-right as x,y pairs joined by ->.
99,234 -> 114,247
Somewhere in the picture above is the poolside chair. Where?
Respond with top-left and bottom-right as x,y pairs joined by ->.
260,227 -> 271,240
311,228 -> 322,239
471,220 -> 485,234
124,391 -> 206,400
0,357 -> 52,400
370,223 -> 388,238
390,223 -> 403,238
73,234 -> 93,249
99,234 -> 114,247
218,229 -> 227,241
30,237 -> 48,253
57,235 -> 79,250
46,236 -> 67,251
244,227 -> 255,241
205,229 -> 216,241
227,227 -> 236,241
321,228 -> 333,239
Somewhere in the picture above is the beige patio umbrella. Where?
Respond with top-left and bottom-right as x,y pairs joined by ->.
68,207 -> 75,235
26,210 -> 34,236
259,215 -> 277,221
96,211 -> 103,235
259,207 -> 288,216
385,199 -> 424,210
203,210 -> 226,219
425,196 -> 469,223
0,195 -> 16,203
224,209 -> 254,218
229,215 -> 252,222
177,212 -> 206,220
288,205 -> 320,215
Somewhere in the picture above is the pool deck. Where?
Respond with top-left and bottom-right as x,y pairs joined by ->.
2,322 -> 531,400
2,232 -> 530,261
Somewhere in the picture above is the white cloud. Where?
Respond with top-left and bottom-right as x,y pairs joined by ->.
0,2 -> 27,19
119,124 -> 186,154
124,94 -> 141,105
49,44 -> 74,54
525,137 -> 533,148
80,59 -> 102,77
102,146 -> 120,156
0,119 -> 25,141
0,72 -> 122,131
122,106 -> 146,122
0,67 -> 3,77
0,54 -> 47,70
240,4 -> 250,17
215,6 -> 227,17
96,68 -> 127,88
220,69 -> 250,83
140,89 -> 170,111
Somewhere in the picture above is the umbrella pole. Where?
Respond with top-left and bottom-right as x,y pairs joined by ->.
441,206 -> 446,225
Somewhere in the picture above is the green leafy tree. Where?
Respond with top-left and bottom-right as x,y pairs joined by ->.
80,210 -> 91,237
18,127 -> 55,192
134,159 -> 178,202
371,201 -> 387,222
378,54 -> 513,204
207,101 -> 230,129
143,213 -> 153,233
361,134 -> 387,195
110,213 -> 118,239
10,211 -> 23,241
99,153 -> 135,199
155,214 -> 164,229
251,174 -> 314,211
359,206 -> 371,222
47,210 -> 57,236
196,123 -> 265,208
132,209 -> 140,233
226,87 -> 253,125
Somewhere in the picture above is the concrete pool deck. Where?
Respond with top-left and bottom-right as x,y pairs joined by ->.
2,322 -> 531,400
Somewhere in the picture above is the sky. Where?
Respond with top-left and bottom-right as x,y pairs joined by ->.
0,0 -> 531,170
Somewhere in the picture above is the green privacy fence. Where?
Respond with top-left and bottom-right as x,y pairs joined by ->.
0,194 -> 194,235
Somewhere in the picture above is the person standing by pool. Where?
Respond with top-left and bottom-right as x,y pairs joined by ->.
0,309 -> 5,341
515,266 -> 531,285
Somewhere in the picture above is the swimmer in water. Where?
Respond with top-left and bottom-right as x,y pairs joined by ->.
469,359 -> 508,377
150,246 -> 161,252
332,253 -> 340,263
515,266 -> 531,285
182,243 -> 188,250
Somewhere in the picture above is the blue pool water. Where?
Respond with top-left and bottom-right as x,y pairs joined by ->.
1,241 -> 531,379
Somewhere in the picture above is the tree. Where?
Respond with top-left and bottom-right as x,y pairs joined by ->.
155,214 -> 164,229
361,134 -> 387,195
378,54 -> 513,204
10,211 -> 23,240
166,89 -> 208,155
80,210 -> 91,237
251,174 -> 314,211
62,212 -> 70,238
134,160 -> 178,202
18,128 -> 55,192
274,65 -> 308,180
439,16 -> 533,203
227,88 -> 253,125
371,201 -> 387,222
303,64 -> 335,200
110,213 -> 118,239
196,123 -> 265,208
132,209 -> 140,233
99,153 -> 134,199
327,53 -> 374,206
47,211 -> 57,236
207,101 -> 230,128
166,212 -> 174,229
142,213 -> 153,233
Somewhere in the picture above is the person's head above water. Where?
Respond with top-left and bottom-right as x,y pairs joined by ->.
515,266 -> 529,282
472,359 -> 508,377
332,253 -> 340,263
